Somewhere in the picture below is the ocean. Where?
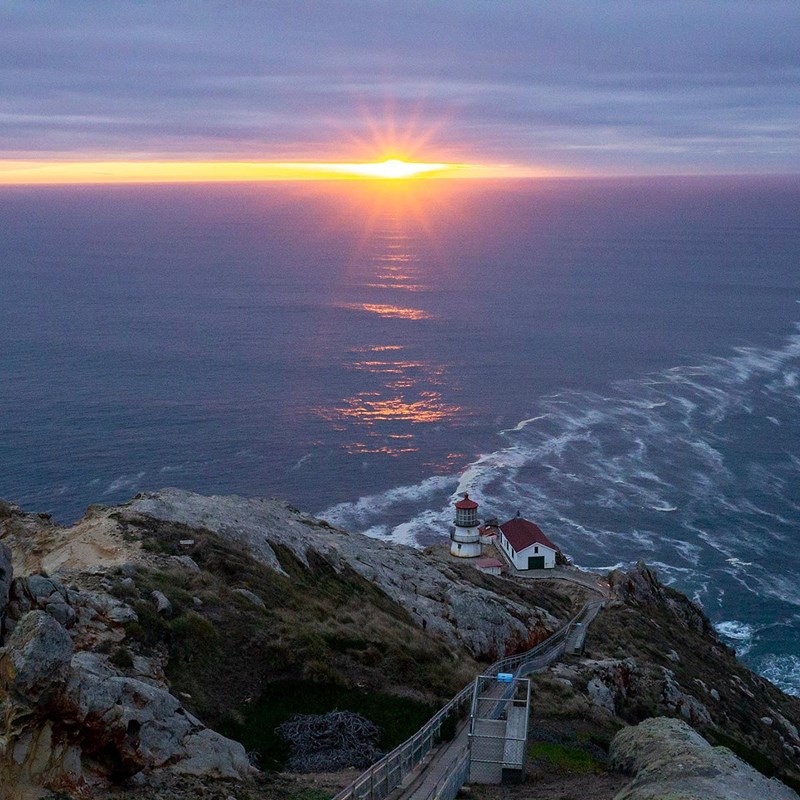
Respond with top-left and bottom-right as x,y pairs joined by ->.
1,176 -> 798,694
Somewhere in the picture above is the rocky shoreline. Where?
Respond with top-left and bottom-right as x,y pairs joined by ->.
1,489 -> 799,800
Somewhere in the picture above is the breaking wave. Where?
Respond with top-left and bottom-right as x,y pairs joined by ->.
321,321 -> 800,694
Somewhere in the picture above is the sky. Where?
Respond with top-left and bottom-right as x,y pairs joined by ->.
2,1 -> 800,176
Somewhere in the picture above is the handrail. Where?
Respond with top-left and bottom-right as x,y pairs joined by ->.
332,599 -> 604,800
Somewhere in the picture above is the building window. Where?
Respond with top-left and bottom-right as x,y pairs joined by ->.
534,546 -> 538,554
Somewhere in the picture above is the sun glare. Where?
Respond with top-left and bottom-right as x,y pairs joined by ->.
0,158 -> 487,184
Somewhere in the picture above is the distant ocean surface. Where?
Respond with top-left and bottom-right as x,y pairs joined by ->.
1,176 -> 798,694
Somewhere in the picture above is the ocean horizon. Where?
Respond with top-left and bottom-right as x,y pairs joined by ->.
1,175 -> 798,695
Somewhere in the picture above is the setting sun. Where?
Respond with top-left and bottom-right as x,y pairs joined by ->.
339,159 -> 451,179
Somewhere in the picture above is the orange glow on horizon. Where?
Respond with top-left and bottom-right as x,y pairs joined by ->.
0,158 -> 548,185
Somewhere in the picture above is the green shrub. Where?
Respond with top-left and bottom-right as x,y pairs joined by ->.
130,606 -> 170,650
302,659 -> 344,685
170,612 -> 220,663
109,646 -> 134,669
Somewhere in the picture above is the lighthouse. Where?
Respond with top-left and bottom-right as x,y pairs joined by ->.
450,493 -> 482,558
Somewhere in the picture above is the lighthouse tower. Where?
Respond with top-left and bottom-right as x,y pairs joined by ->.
450,493 -> 482,558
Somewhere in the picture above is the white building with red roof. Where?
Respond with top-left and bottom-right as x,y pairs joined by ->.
497,512 -> 558,570
475,557 -> 503,576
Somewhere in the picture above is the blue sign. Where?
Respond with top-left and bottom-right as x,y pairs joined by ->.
497,673 -> 514,683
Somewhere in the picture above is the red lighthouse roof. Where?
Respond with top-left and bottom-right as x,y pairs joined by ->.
455,493 -> 478,510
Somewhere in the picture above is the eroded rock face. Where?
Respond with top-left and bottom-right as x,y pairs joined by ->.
6,575 -> 76,632
63,652 -> 250,779
0,611 -> 72,705
571,657 -> 713,730
608,561 -> 711,636
576,658 -> 638,717
0,542 -> 11,640
661,666 -> 712,727
126,489 -> 558,658
0,605 -> 252,797
610,717 -> 799,800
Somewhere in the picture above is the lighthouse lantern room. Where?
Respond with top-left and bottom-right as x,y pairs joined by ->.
450,493 -> 482,558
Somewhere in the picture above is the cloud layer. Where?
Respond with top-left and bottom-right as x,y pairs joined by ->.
2,1 -> 799,173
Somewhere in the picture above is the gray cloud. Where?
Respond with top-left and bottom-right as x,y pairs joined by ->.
2,0 -> 799,172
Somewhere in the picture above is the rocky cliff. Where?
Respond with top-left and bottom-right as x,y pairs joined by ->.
525,561 -> 800,798
0,490 -> 573,799
1,491 -> 798,800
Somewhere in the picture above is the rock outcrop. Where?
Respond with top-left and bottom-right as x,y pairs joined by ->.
1,490 -> 560,661
0,602 -> 252,797
0,542 -> 12,641
124,488 -> 558,658
573,657 -> 712,727
578,563 -> 800,792
608,561 -> 712,636
610,717 -> 799,800
1,611 -> 72,705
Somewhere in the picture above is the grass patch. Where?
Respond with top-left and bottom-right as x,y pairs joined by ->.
528,742 -> 605,774
707,730 -> 777,778
219,680 -> 436,771
114,512 -> 477,731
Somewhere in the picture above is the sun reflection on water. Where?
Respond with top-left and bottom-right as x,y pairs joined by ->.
318,201 -> 465,457
322,391 -> 461,425
340,303 -> 432,320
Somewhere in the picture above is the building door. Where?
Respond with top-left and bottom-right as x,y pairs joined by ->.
527,556 -> 545,570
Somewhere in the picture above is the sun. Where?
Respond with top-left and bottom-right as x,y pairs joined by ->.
343,158 -> 451,179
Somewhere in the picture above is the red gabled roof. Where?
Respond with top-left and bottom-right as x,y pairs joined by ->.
476,558 -> 503,569
499,516 -> 557,553
455,493 -> 478,510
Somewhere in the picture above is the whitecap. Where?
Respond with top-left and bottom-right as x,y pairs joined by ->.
672,539 -> 702,564
319,474 -> 454,531
752,654 -> 800,697
103,472 -> 146,495
502,414 -> 549,433
650,504 -> 677,512
715,620 -> 757,656
360,524 -> 389,539
291,453 -> 313,470
649,560 -> 694,575
576,561 -> 628,573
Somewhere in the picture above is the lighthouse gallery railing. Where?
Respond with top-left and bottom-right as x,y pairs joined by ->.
331,600 -> 603,800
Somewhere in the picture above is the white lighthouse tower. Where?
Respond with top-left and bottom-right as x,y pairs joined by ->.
450,493 -> 482,558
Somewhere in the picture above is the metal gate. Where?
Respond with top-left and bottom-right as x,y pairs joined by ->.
468,675 -> 531,784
